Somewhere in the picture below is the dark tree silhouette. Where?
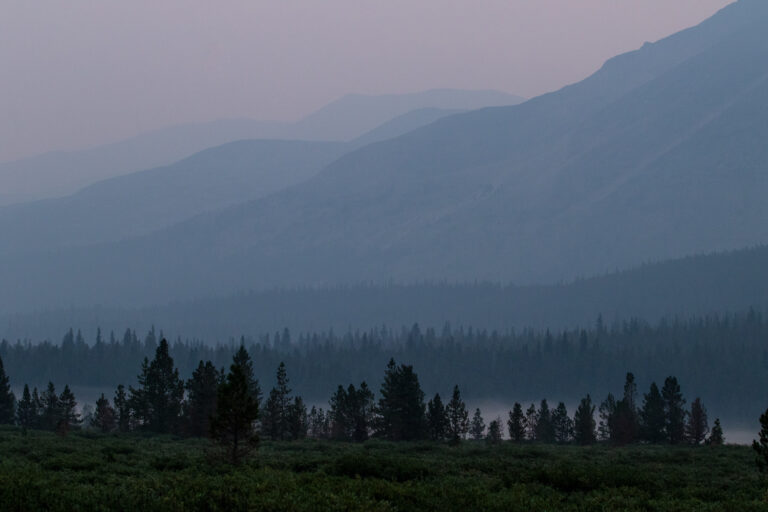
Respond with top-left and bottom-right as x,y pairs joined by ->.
0,356 -> 15,424
113,384 -> 130,433
470,408 -> 485,440
552,402 -> 573,444
754,409 -> 768,471
92,393 -> 116,433
184,361 -> 220,437
426,393 -> 448,441
210,359 -> 260,464
641,382 -> 666,443
685,397 -> 709,445
708,418 -> 724,446
16,385 -> 34,433
573,395 -> 597,445
445,385 -> 469,443
376,359 -> 426,441
486,418 -> 502,444
662,376 -> 686,444
263,362 -> 293,440
129,339 -> 184,433
507,402 -> 526,442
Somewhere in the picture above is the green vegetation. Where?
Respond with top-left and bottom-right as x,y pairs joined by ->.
0,427 -> 764,511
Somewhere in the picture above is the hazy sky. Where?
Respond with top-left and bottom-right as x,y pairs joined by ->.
1,0 -> 733,162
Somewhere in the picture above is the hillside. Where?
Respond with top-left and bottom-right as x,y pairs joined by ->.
1,1 -> 767,312
0,90 -> 521,205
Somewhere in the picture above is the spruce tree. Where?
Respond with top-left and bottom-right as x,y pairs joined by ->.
287,396 -> 308,440
573,394 -> 597,445
486,418 -> 502,444
708,418 -> 724,446
470,408 -> 485,440
641,382 -> 666,443
685,397 -> 709,445
58,385 -> 80,434
597,393 -> 616,441
41,382 -> 60,430
662,376 -> 686,444
113,384 -> 130,433
92,393 -> 116,433
507,402 -> 526,442
128,339 -> 184,433
232,345 -> 261,406
525,403 -> 538,441
184,361 -> 220,437
535,400 -> 554,443
16,385 -> 34,433
210,359 -> 260,464
308,406 -> 330,439
445,385 -> 469,442
0,356 -> 15,424
376,359 -> 426,441
31,387 -> 43,429
426,393 -> 448,441
263,362 -> 292,440
552,402 -> 573,443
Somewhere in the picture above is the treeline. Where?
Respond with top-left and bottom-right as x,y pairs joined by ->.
0,342 -> 723,454
2,311 -> 767,421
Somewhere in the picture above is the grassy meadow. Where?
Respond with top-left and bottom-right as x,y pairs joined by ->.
0,426 -> 765,511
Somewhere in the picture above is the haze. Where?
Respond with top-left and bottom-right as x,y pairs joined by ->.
0,0 -> 730,163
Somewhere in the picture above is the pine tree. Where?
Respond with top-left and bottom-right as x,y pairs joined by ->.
708,418 -> 724,446
470,408 -> 485,440
641,382 -> 666,443
113,384 -> 130,433
376,359 -> 426,441
552,402 -> 573,443
755,409 -> 768,471
41,382 -> 60,431
445,385 -> 469,443
263,362 -> 292,440
184,361 -> 220,437
426,393 -> 448,441
507,402 -> 526,442
525,403 -> 538,441
210,359 -> 260,464
128,339 -> 184,433
287,396 -> 308,440
573,394 -> 597,445
620,372 -> 640,441
598,393 -> 616,441
685,397 -> 709,445
535,400 -> 554,443
662,376 -> 686,444
16,385 -> 35,433
0,356 -> 15,424
31,387 -> 43,429
58,385 -> 80,434
486,417 -> 502,444
308,406 -> 330,439
92,393 -> 116,433
232,345 -> 261,406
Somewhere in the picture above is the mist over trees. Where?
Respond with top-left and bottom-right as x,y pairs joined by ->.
3,311 -> 768,422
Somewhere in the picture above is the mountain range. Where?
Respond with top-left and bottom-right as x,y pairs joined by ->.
1,0 -> 767,315
0,89 -> 521,205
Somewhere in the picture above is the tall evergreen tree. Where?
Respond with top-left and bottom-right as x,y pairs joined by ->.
573,394 -> 597,445
113,384 -> 130,433
525,403 -> 538,441
184,361 -> 220,437
426,393 -> 448,441
598,393 -> 616,441
287,396 -> 308,440
31,387 -> 43,429
708,418 -> 724,446
376,359 -> 426,441
470,408 -> 485,440
58,385 -> 80,434
445,385 -> 469,443
552,402 -> 573,443
92,393 -> 116,433
41,382 -> 60,431
641,382 -> 666,443
662,376 -> 687,444
263,362 -> 293,440
0,356 -> 15,424
507,402 -> 526,442
308,406 -> 330,439
128,339 -> 184,433
210,359 -> 260,464
535,400 -> 554,443
232,345 -> 262,406
16,385 -> 34,433
486,418 -> 502,444
685,397 -> 709,445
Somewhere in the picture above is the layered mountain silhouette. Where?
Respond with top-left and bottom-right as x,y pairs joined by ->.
0,89 -> 521,205
1,0 -> 767,313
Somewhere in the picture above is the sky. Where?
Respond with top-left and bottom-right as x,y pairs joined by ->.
0,0 -> 733,163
